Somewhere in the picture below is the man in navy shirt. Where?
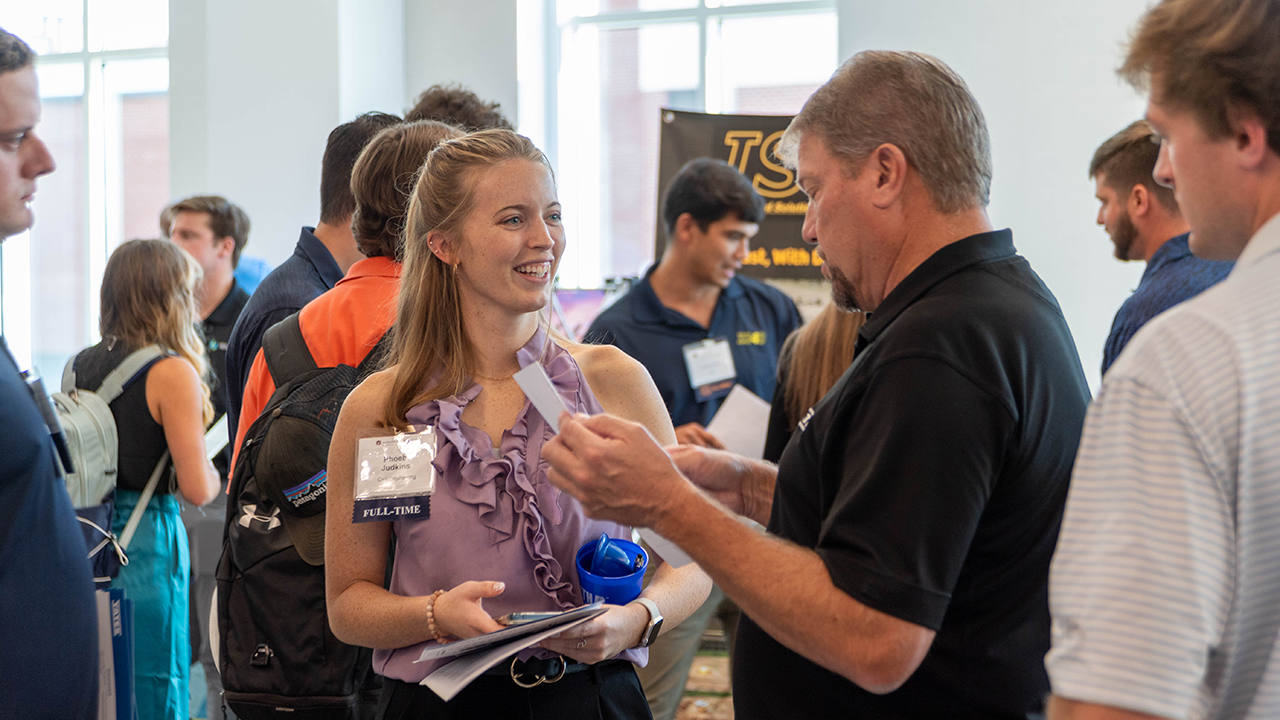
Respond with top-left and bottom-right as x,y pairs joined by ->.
0,27 -> 97,720
588,158 -> 801,445
224,111 -> 401,443
1090,120 -> 1233,373
586,158 -> 800,720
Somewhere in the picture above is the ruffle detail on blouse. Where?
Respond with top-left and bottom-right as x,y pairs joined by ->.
403,327 -> 595,608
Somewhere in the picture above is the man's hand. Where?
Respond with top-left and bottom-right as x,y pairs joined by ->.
544,412 -> 694,528
669,445 -> 776,526
674,422 -> 725,449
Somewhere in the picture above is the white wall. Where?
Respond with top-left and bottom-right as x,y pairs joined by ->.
170,0 -> 416,266
171,0 -> 517,265
403,0 -> 520,125
340,0 -> 408,122
837,0 -> 1151,389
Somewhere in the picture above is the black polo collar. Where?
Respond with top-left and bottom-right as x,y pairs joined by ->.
205,278 -> 249,328
858,229 -> 1017,348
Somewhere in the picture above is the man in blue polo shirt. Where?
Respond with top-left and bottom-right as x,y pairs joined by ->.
1089,119 -> 1232,374
587,157 -> 801,720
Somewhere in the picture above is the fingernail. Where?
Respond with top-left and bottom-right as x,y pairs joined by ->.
494,582 -> 505,591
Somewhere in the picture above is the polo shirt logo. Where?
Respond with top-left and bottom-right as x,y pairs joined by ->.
737,331 -> 767,346
797,407 -> 815,432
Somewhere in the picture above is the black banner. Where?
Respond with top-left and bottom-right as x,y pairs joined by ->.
655,109 -> 822,281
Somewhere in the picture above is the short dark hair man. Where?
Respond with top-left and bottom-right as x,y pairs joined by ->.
589,158 -> 801,448
404,83 -> 513,130
162,195 -> 252,433
1047,0 -> 1280,718
586,157 -> 800,720
224,111 -> 401,443
545,51 -> 1091,718
1089,119 -> 1232,373
161,193 -> 252,720
0,26 -> 98,720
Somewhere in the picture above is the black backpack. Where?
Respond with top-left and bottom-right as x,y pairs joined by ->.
215,314 -> 390,719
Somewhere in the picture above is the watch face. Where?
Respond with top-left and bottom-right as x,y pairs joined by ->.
643,618 -> 664,647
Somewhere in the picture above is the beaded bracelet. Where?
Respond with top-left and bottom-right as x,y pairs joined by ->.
426,589 -> 451,644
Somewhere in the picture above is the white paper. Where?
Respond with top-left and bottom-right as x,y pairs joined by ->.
514,363 -> 570,433
415,603 -> 605,663
417,606 -> 607,701
705,385 -> 771,460
205,415 -> 228,461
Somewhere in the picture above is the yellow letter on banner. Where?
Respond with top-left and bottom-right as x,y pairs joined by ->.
753,131 -> 797,199
724,131 -> 764,173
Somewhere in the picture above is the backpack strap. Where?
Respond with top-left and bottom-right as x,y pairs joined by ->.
117,448 -> 170,551
94,345 -> 168,405
61,355 -> 78,395
263,313 -> 318,387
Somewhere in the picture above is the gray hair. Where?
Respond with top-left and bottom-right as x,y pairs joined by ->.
777,51 -> 992,214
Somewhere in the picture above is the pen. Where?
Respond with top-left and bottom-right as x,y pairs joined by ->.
21,369 -> 75,475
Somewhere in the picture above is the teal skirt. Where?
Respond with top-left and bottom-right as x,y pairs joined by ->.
112,489 -> 190,720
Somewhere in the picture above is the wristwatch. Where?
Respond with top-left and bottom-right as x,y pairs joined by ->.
631,598 -> 664,648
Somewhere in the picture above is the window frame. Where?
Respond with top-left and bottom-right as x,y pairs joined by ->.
0,0 -> 169,371
533,0 -> 836,288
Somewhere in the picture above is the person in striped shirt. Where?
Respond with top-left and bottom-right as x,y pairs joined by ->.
1047,0 -> 1280,718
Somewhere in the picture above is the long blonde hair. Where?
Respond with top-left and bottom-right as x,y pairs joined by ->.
782,303 -> 865,428
99,238 -> 214,425
383,129 -> 555,428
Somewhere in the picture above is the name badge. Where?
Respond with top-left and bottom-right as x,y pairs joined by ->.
683,338 -> 736,402
353,425 -> 438,524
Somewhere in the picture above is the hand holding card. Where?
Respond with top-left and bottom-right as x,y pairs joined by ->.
519,362 -> 698,568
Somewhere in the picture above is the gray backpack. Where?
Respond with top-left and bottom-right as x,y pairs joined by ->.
55,346 -> 171,584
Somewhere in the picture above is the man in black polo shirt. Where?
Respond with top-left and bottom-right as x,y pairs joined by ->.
163,194 -> 252,458
162,194 -> 251,720
545,50 -> 1090,718
586,157 -> 800,720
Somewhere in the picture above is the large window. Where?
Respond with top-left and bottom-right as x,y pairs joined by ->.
0,0 -> 169,375
521,0 -> 837,288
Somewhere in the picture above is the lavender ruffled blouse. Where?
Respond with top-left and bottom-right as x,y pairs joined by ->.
373,327 -> 647,682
